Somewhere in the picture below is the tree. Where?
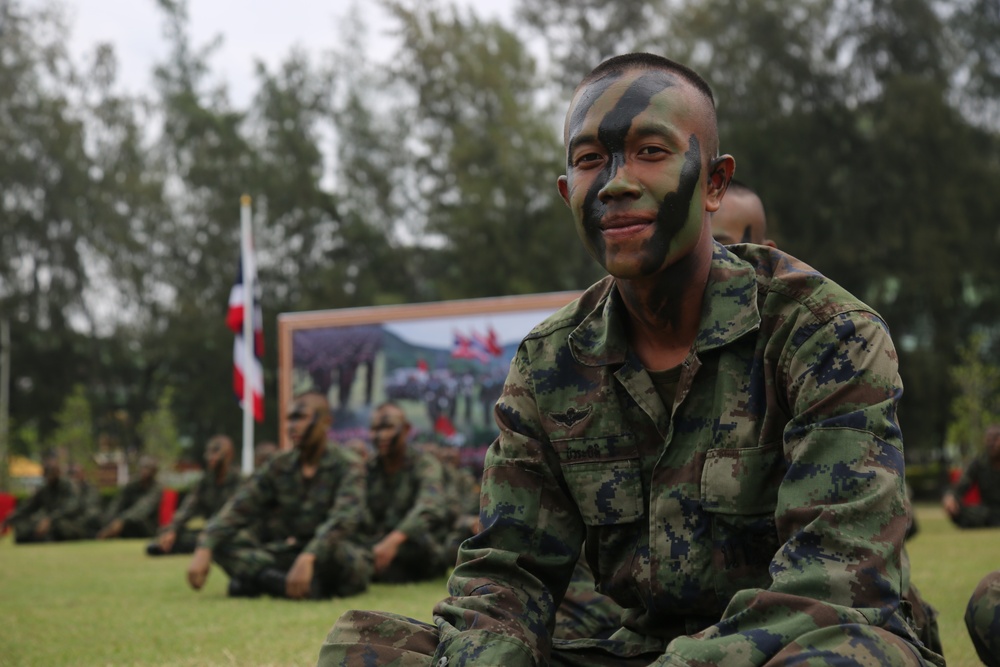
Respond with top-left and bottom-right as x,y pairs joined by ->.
947,333 -> 1000,461
137,387 -> 182,468
382,1 -> 600,299
51,384 -> 95,469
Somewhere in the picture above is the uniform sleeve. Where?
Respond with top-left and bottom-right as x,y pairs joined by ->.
167,479 -> 201,532
49,482 -> 83,521
199,468 -> 271,551
433,351 -> 584,666
118,483 -> 163,524
303,453 -> 368,559
394,454 -> 448,540
656,311 -> 912,665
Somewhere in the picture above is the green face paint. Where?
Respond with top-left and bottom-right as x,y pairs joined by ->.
564,69 -> 705,280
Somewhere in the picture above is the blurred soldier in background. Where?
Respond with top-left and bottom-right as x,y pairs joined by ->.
96,455 -> 162,540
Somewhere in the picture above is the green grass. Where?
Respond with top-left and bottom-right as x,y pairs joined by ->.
906,504 -> 1000,666
0,539 -> 445,667
0,505 -> 996,666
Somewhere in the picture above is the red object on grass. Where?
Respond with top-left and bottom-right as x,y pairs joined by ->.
0,493 -> 15,534
948,467 -> 982,506
158,488 -> 178,527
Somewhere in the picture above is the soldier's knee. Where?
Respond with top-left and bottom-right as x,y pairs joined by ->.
764,624 -> 936,667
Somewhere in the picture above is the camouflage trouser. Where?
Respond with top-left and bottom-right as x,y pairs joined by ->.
11,514 -> 90,543
214,529 -> 372,598
117,516 -> 158,538
951,504 -> 1000,528
316,610 -> 942,667
371,533 -> 448,584
965,569 -> 1000,667
553,557 -> 623,641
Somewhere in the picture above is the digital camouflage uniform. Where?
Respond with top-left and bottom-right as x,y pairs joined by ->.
553,554 -> 624,641
441,461 -> 481,566
160,467 -> 242,553
318,244 -> 943,666
74,479 -> 104,539
966,569 -> 1000,667
199,445 -> 371,597
948,455 -> 1000,527
103,478 -> 162,538
365,448 -> 449,583
7,478 -> 87,543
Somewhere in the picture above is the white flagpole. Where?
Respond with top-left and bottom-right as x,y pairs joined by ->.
240,194 -> 254,475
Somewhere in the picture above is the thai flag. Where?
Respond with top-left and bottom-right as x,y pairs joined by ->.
226,251 -> 264,422
452,326 -> 503,364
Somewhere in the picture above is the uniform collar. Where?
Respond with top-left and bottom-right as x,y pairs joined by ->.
569,242 -> 760,367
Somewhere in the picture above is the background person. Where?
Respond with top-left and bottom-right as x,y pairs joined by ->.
147,434 -> 241,556
96,455 -> 162,540
187,393 -> 371,600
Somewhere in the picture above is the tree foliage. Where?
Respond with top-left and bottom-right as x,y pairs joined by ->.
50,384 -> 94,468
947,333 -> 1000,461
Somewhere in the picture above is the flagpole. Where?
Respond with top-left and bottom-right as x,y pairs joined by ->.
240,195 -> 254,475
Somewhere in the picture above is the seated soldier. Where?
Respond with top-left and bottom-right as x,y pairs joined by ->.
363,402 -> 450,583
943,424 -> 1000,528
318,53 -> 942,667
186,392 -> 370,600
1,455 -> 87,543
147,435 -> 241,556
427,442 -> 481,567
96,455 -> 163,539
68,463 -> 104,539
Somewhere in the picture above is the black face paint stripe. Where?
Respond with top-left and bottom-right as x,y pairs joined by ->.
740,226 -> 753,243
643,135 -> 701,275
567,73 -> 622,164
577,71 -> 680,260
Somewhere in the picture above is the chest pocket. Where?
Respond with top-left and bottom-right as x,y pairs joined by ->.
555,435 -> 643,525
700,441 -> 783,515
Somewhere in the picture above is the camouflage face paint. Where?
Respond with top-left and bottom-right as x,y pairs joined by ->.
564,69 -> 705,280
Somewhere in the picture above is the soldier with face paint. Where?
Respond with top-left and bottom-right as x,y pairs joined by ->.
187,392 -> 371,600
362,402 -> 450,583
1,455 -> 87,543
96,455 -> 162,540
317,53 -> 941,666
147,434 -> 241,556
710,179 -> 775,247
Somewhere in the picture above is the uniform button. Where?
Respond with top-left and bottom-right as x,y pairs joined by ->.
436,658 -> 449,667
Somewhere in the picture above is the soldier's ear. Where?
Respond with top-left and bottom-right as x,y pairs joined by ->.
705,155 -> 735,213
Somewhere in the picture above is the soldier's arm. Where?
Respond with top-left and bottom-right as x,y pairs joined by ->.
433,350 -> 583,665
167,480 -> 201,532
48,482 -> 83,522
198,466 -> 270,552
658,310 -> 912,665
393,454 -> 448,540
118,483 -> 162,523
303,452 -> 367,560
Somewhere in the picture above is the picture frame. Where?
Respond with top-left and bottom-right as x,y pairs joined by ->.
277,291 -> 581,465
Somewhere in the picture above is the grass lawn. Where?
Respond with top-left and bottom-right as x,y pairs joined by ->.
0,504 -> 996,666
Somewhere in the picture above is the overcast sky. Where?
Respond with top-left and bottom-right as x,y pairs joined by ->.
60,0 -> 517,105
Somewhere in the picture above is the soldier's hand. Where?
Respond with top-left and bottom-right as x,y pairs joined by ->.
286,553 -> 315,599
943,493 -> 960,517
373,530 -> 407,575
97,519 -> 124,539
34,517 -> 52,537
158,530 -> 177,553
187,547 -> 212,591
